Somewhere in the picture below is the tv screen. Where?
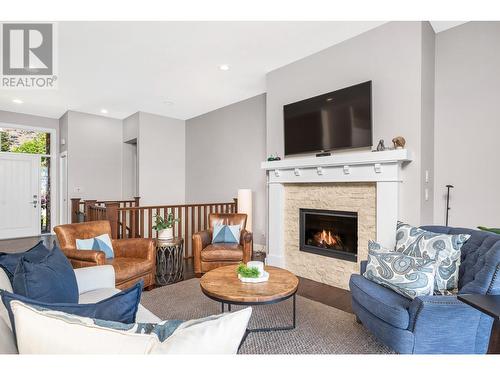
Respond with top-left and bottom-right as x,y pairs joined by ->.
283,81 -> 372,156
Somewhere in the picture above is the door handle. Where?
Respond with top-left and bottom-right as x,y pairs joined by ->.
29,200 -> 38,208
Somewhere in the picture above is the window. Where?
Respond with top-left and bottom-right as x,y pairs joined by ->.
0,127 -> 50,155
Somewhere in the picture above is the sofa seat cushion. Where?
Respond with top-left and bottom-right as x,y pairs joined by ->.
350,274 -> 411,329
201,244 -> 243,262
105,258 -> 152,283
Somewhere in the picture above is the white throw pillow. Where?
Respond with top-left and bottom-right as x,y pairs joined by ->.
11,300 -> 251,354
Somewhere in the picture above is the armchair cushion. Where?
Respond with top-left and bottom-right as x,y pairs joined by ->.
350,274 -> 411,329
201,244 -> 243,262
212,224 -> 240,244
76,233 -> 114,259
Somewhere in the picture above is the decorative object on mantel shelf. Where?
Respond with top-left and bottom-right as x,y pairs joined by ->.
375,139 -> 386,151
392,136 -> 406,149
267,153 -> 281,161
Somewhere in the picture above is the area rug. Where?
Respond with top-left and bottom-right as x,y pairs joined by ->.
141,278 -> 393,354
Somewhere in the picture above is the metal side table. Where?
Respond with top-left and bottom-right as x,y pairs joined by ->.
155,237 -> 184,286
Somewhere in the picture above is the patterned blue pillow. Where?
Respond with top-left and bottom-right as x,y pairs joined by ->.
212,224 -> 240,244
76,233 -> 114,259
363,240 -> 437,299
395,222 -> 470,292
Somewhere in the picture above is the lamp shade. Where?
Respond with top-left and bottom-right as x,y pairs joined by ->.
237,189 -> 252,232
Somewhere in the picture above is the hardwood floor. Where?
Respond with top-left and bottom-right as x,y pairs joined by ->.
0,236 -> 352,313
0,235 -> 56,253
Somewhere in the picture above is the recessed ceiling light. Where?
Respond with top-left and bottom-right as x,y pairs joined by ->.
12,99 -> 23,104
100,109 -> 108,114
218,64 -> 230,71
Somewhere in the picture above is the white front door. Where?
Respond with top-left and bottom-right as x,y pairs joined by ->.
0,153 -> 40,239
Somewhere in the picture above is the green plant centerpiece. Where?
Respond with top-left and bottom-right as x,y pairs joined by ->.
152,213 -> 179,231
236,263 -> 261,278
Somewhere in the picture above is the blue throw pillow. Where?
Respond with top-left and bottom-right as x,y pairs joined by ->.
76,233 -> 114,259
0,241 -> 50,283
12,243 -> 79,304
1,281 -> 143,341
212,224 -> 241,244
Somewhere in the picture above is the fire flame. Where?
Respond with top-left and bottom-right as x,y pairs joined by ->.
319,230 -> 338,246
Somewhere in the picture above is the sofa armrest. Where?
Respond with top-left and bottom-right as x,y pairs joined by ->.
74,265 -> 116,294
241,230 -> 253,263
360,260 -> 368,275
112,238 -> 155,261
408,295 -> 493,353
61,248 -> 106,267
192,230 -> 212,274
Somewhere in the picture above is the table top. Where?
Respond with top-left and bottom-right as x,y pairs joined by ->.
200,265 -> 299,304
156,237 -> 183,247
458,294 -> 500,320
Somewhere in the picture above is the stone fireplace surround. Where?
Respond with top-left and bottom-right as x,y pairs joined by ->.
261,149 -> 411,290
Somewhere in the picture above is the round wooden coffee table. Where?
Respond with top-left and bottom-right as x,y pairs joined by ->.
200,265 -> 299,333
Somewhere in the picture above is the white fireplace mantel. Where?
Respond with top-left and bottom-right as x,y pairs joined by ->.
261,149 -> 411,184
261,149 -> 412,268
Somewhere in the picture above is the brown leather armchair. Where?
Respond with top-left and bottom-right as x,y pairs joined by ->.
54,220 -> 155,290
192,213 -> 253,276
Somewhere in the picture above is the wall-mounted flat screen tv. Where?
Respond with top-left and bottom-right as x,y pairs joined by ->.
283,81 -> 372,156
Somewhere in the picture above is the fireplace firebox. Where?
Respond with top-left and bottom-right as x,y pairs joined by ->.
299,208 -> 358,262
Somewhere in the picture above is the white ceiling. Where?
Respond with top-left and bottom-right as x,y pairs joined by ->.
0,21 -> 465,120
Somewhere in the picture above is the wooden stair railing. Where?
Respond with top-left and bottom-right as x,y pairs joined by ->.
70,198 -> 238,259
71,197 -> 140,224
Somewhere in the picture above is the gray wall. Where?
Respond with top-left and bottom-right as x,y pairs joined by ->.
122,113 -> 140,199
0,110 -> 59,132
138,112 -> 185,205
186,94 -> 267,247
266,22 -> 430,225
420,21 -> 436,224
63,111 -> 123,201
434,22 -> 500,227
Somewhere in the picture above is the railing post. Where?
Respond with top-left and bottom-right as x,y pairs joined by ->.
133,197 -> 140,236
105,202 -> 120,239
233,198 -> 238,213
83,200 -> 97,222
70,198 -> 81,223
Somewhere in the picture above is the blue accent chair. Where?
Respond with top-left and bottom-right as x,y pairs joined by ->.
350,226 -> 500,354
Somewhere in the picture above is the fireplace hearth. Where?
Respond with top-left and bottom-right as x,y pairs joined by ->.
300,208 -> 358,262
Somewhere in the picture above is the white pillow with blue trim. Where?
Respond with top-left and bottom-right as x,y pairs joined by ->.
212,224 -> 241,244
11,300 -> 252,354
76,233 -> 114,259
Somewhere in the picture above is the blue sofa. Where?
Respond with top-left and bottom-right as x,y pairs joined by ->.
349,226 -> 500,354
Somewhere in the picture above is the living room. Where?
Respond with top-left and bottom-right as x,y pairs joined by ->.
1,0 -> 500,372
